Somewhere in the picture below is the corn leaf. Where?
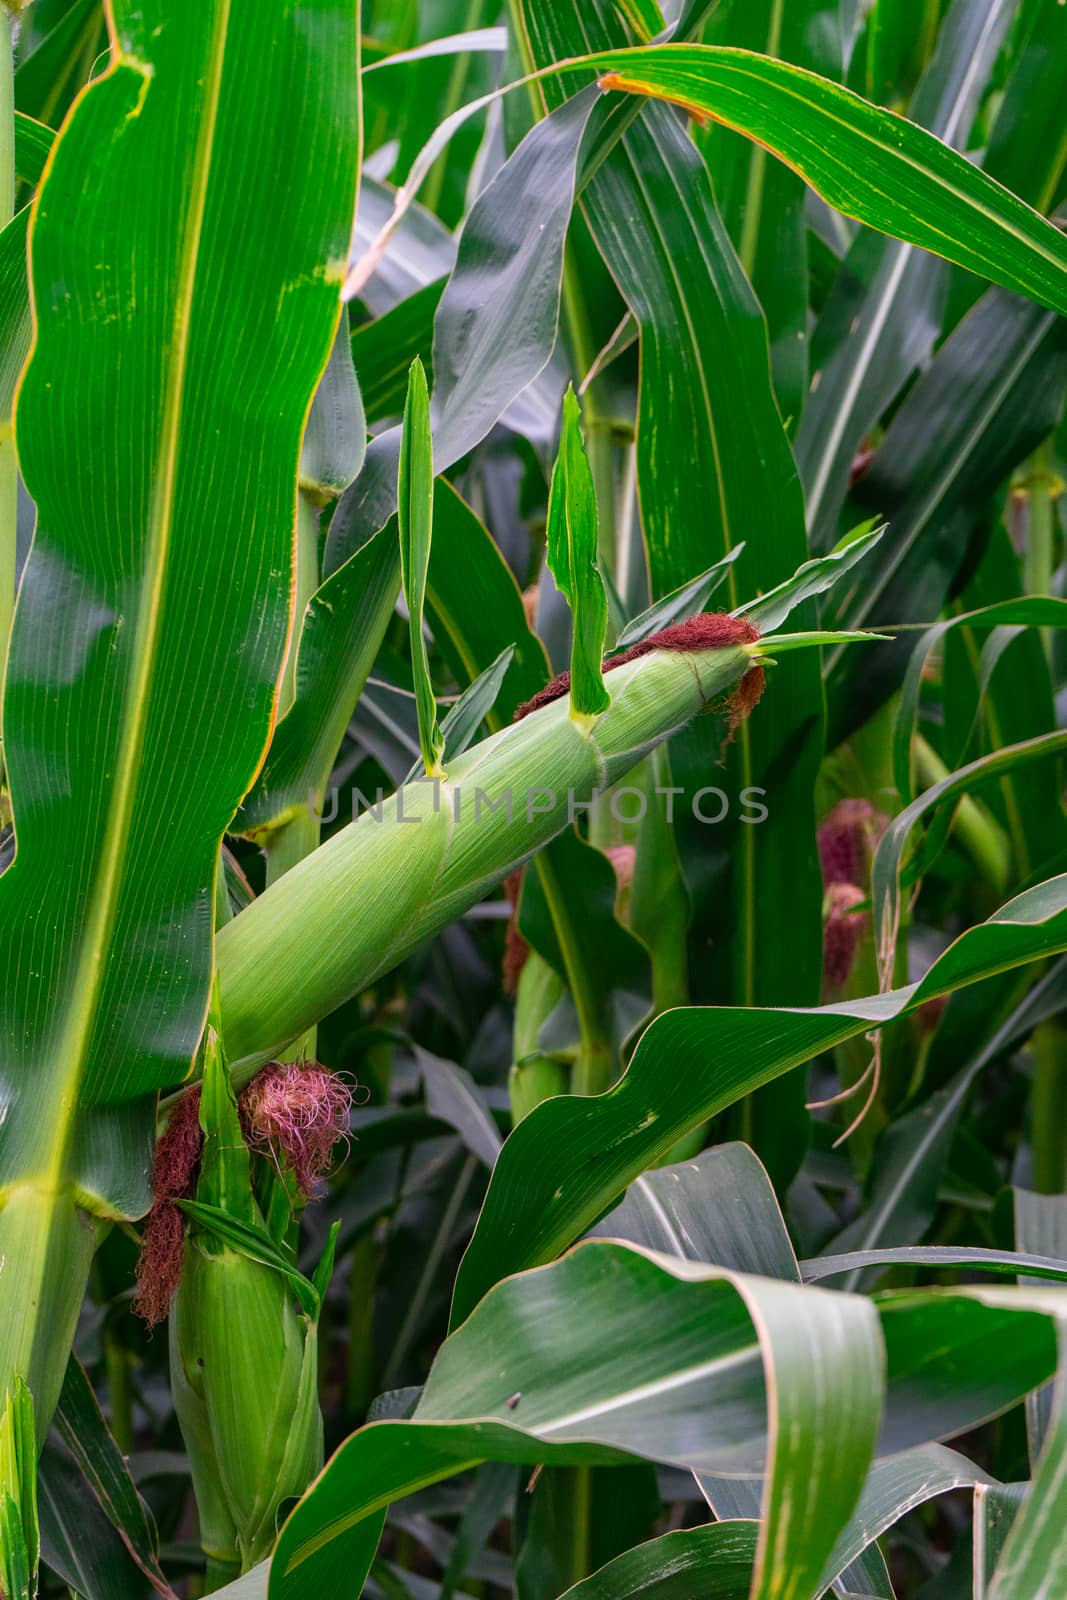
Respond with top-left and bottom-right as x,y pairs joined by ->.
272,1248 -> 1064,1599
453,873 -> 1067,1320
580,42 -> 1067,317
0,0 -> 360,1433
545,387 -> 610,719
272,1242 -> 884,1600
398,358 -> 445,776
613,549 -> 744,650
589,1142 -> 800,1280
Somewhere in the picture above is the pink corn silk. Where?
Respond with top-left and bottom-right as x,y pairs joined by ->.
239,1061 -> 353,1196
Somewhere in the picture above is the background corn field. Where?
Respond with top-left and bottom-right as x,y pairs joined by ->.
3,0 -> 1067,1595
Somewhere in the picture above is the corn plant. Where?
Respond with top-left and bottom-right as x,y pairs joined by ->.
3,0 -> 1067,1596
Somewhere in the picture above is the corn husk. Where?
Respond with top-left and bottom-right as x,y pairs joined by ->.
218,640 -> 755,1074
169,1027 -> 324,1577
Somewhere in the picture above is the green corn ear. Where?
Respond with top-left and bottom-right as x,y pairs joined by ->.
218,637 -> 758,1074
170,1027 -> 323,1579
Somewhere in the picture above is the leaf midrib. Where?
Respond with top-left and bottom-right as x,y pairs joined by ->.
38,5 -> 232,1187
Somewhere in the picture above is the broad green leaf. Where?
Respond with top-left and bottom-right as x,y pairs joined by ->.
545,387 -> 610,719
271,1242 -> 884,1600
590,1142 -> 801,1281
700,1444 -> 992,1597
398,358 -> 445,777
556,1521 -> 759,1600
453,874 -> 1067,1319
0,0 -> 360,1441
580,42 -> 1067,317
273,1247 -> 1063,1599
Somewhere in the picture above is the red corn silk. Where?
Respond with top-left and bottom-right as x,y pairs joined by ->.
514,614 -> 764,731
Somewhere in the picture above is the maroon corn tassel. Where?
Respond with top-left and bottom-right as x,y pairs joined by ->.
823,882 -> 868,989
818,798 -> 887,887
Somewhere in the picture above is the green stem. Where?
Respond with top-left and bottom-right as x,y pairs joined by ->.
261,492 -> 323,1059
104,1331 -> 134,1456
1032,1020 -> 1067,1195
534,851 -> 614,1097
912,734 -> 1011,896
1021,443 -> 1059,665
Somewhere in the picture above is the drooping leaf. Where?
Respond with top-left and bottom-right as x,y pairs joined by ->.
272,1242 -> 885,1600
453,874 -> 1067,1319
273,1246 -> 1065,1599
583,42 -> 1067,316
